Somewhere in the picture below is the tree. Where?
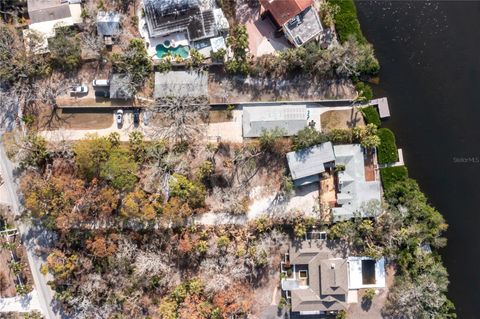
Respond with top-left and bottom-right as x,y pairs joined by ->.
292,127 -> 328,150
0,22 -> 51,83
100,150 -> 138,191
259,127 -> 287,151
151,89 -> 209,142
86,234 -> 117,258
48,27 -> 81,71
111,38 -> 152,88
169,173 -> 206,209
121,188 -> 160,220
319,1 -> 340,28
73,134 -> 114,180
4,133 -> 48,168
158,297 -> 177,319
129,131 -> 146,162
225,25 -> 250,74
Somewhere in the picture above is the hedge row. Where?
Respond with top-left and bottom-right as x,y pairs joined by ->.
329,0 -> 367,44
380,166 -> 408,191
361,106 -> 381,127
377,128 -> 398,164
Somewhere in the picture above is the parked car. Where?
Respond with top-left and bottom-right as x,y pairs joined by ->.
95,90 -> 110,98
133,109 -> 140,126
70,84 -> 88,94
92,79 -> 110,87
116,109 -> 123,125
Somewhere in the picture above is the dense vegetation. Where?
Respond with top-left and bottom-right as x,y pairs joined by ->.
380,166 -> 408,190
292,124 -> 380,151
361,105 -> 381,127
329,0 -> 367,44
377,128 -> 398,164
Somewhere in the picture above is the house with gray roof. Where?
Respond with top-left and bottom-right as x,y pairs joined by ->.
97,11 -> 121,45
331,144 -> 381,222
286,142 -> 381,220
286,142 -> 335,186
154,71 -> 208,100
243,104 -> 308,138
281,239 -> 348,316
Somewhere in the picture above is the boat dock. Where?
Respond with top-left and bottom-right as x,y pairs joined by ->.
370,97 -> 390,118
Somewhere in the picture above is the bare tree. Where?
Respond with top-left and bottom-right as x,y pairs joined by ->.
148,84 -> 209,141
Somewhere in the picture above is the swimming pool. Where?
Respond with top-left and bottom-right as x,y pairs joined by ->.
156,44 -> 190,59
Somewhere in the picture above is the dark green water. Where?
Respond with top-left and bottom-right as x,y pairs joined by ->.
355,1 -> 480,317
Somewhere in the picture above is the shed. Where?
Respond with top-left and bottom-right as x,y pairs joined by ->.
97,11 -> 121,41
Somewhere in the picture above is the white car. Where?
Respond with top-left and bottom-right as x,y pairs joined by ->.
70,84 -> 88,94
92,79 -> 110,87
116,109 -> 123,125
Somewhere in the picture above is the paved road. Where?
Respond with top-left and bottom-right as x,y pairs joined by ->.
0,142 -> 61,319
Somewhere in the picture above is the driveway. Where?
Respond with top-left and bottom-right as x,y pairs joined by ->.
236,1 -> 290,57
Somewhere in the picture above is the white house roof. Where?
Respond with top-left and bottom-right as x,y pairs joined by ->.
286,142 -> 335,182
242,104 -> 308,138
331,144 -> 381,221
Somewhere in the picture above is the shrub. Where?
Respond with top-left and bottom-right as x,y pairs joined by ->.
361,106 -> 381,127
363,288 -> 376,301
377,128 -> 398,164
355,81 -> 374,102
169,173 -> 206,209
329,0 -> 367,44
259,127 -> 287,151
380,166 -> 408,191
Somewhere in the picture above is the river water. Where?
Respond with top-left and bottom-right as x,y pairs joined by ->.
355,1 -> 480,317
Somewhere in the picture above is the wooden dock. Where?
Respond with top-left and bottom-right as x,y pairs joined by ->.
370,97 -> 390,118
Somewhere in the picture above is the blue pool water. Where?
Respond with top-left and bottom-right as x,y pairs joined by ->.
156,44 -> 189,59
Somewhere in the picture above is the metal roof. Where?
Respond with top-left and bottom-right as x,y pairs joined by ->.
331,144 -> 381,221
286,142 -> 335,181
154,71 -> 208,99
242,104 -> 307,138
96,11 -> 121,36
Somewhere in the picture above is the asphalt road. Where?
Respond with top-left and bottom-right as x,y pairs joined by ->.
0,142 -> 61,319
